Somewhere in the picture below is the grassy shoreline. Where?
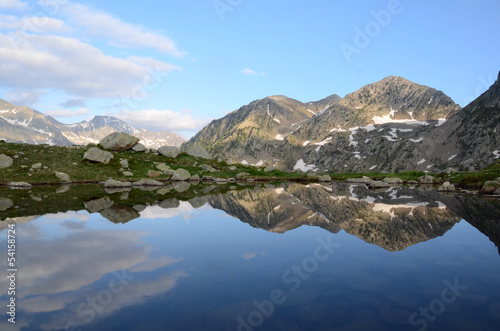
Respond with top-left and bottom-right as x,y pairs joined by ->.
1,141 -> 499,189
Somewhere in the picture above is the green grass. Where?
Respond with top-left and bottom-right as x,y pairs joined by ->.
0,141 -> 310,184
450,161 -> 500,187
329,171 -> 426,182
1,141 -> 499,188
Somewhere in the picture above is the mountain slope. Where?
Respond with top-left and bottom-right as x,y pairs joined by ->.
0,100 -> 73,145
0,99 -> 185,148
432,72 -> 500,171
279,76 -> 461,172
184,76 -> 462,172
181,94 -> 341,165
57,116 -> 186,148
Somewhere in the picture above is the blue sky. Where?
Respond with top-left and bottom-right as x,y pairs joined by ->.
0,0 -> 499,138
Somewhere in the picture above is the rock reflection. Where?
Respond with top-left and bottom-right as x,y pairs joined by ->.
1,182 -> 500,252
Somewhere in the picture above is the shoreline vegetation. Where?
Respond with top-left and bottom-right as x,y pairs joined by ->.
0,138 -> 499,196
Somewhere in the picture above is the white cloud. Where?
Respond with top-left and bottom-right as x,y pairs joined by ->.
60,1 -> 185,57
5,88 -> 41,106
0,33 -> 180,98
0,0 -> 27,9
114,109 -> 211,132
45,107 -> 89,117
241,67 -> 265,76
59,98 -> 86,108
0,14 -> 68,33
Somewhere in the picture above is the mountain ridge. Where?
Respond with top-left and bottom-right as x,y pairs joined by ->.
0,100 -> 185,148
183,75 -> 473,172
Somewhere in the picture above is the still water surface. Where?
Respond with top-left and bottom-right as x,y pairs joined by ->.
0,182 -> 499,331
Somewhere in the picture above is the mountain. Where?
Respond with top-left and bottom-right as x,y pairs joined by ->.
181,94 -> 341,165
56,116 -> 186,148
0,99 -> 73,145
0,99 -> 185,148
184,74 -> 500,172
183,76 -> 465,171
422,72 -> 500,171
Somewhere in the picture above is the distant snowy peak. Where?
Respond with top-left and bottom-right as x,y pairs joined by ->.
58,115 -> 186,148
0,100 -> 186,148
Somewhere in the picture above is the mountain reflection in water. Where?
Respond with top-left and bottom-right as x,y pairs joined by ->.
0,182 -> 499,331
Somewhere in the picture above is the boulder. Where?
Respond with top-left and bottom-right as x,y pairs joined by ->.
147,170 -> 160,178
132,178 -> 165,186
133,204 -> 147,212
56,186 -> 71,194
84,197 -> 114,213
383,177 -> 403,185
158,146 -> 180,158
189,174 -> 200,181
368,181 -> 391,189
171,168 -> 191,181
419,175 -> 435,184
105,187 -> 131,195
236,172 -> 251,179
103,179 -> 132,188
84,147 -> 114,164
186,144 -> 212,159
200,164 -> 217,173
132,143 -> 147,152
318,175 -> 332,182
481,180 -> 500,194
162,168 -> 176,176
54,171 -> 71,183
408,180 -> 419,185
120,159 -> 129,169
0,198 -> 14,211
438,182 -> 456,192
122,171 -> 134,177
229,166 -> 237,171
7,182 -> 32,188
264,166 -> 275,173
189,197 -> 209,209
202,176 -> 214,181
100,205 -> 140,223
99,132 -> 139,151
214,178 -> 228,184
159,199 -> 180,209
173,181 -> 191,193
0,154 -> 13,169
31,163 -> 42,170
345,178 -> 371,184
156,163 -> 171,172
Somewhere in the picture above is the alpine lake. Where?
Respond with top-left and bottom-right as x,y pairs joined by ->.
0,181 -> 499,331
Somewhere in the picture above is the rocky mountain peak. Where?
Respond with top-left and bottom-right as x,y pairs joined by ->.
338,75 -> 461,121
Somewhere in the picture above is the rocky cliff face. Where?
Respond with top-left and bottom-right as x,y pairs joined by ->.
430,72 -> 500,171
0,100 -> 185,148
181,94 -> 341,165
184,75 -> 483,172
